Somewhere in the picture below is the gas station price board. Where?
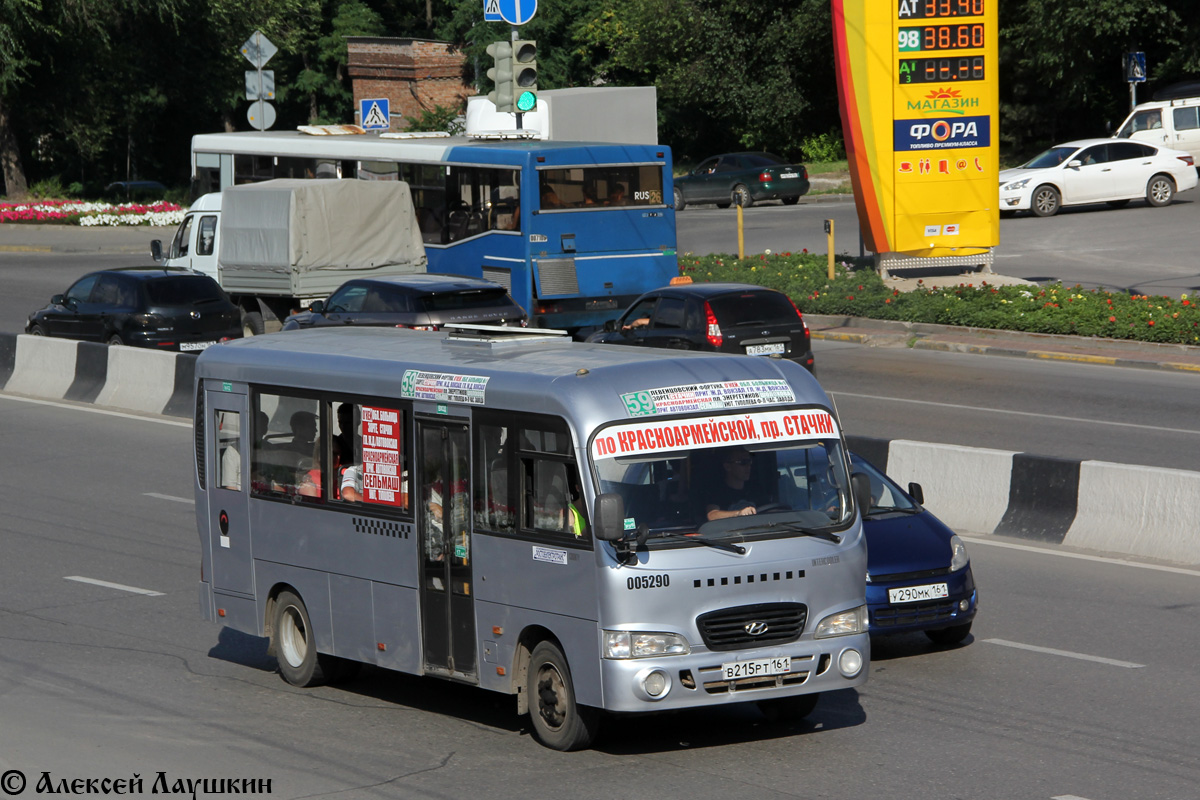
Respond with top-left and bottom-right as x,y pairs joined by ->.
833,0 -> 999,257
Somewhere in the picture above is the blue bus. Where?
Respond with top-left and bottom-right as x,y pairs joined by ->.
189,131 -> 678,331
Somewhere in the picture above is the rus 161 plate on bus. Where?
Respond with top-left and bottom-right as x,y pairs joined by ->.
180,341 -> 215,352
720,656 -> 790,680
745,343 -> 785,356
888,583 -> 949,604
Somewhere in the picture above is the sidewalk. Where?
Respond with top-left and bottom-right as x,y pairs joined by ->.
807,314 -> 1200,373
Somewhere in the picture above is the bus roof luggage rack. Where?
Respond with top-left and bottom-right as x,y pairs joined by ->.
442,323 -> 571,350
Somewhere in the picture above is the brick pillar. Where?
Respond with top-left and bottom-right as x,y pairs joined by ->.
346,37 -> 474,129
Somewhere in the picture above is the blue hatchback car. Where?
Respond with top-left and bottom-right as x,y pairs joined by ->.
852,453 -> 978,644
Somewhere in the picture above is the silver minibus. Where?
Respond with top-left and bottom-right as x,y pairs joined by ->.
194,325 -> 870,750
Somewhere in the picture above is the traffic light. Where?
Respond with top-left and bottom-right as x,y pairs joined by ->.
487,41 -> 514,112
512,40 -> 538,113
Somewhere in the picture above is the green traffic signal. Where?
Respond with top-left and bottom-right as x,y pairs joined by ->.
512,39 -> 537,113
516,91 -> 537,113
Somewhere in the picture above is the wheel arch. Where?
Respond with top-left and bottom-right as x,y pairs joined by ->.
512,624 -> 562,715
263,581 -> 303,658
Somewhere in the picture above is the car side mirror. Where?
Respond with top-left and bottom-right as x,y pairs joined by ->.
603,319 -> 617,332
51,294 -> 65,306
310,299 -> 325,314
851,472 -> 872,514
150,239 -> 163,262
1067,159 -> 1082,168
907,482 -> 925,505
593,492 -> 627,542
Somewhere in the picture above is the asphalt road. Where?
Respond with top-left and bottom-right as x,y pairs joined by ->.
1,395 -> 1198,799
676,186 -> 1200,296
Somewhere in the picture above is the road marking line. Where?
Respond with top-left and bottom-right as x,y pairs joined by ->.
958,535 -> 1200,578
1052,795 -> 1093,800
983,639 -> 1144,669
64,576 -> 164,597
144,492 -> 194,505
830,391 -> 1200,437
0,393 -> 190,427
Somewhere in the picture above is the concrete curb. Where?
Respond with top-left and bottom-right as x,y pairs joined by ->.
2,332 -> 1196,566
0,332 -> 194,418
845,434 -> 1200,567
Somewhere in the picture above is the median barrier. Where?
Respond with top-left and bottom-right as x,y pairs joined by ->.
0,333 -> 194,417
1,334 -> 1196,565
847,434 -> 1200,566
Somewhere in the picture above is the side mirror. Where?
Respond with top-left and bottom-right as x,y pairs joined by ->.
603,318 -> 617,332
907,482 -> 925,505
150,239 -> 163,262
1067,159 -> 1082,169
851,472 -> 872,515
593,492 -> 627,542
309,299 -> 326,314
51,294 -> 65,306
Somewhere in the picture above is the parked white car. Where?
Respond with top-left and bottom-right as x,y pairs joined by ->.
999,138 -> 1197,217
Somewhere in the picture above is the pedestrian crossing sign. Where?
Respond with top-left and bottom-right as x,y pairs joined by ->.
484,0 -> 502,21
360,98 -> 390,130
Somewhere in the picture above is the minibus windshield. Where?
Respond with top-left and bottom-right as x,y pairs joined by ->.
591,409 -> 852,541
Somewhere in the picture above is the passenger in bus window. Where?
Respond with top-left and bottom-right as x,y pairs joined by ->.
705,447 -> 763,520
286,411 -> 318,455
540,187 -> 561,209
340,462 -> 363,502
606,183 -> 627,206
335,403 -> 356,460
298,437 -> 343,500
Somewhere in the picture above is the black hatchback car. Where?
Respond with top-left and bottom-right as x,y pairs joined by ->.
26,267 -> 242,351
281,274 -> 527,331
586,281 -> 814,372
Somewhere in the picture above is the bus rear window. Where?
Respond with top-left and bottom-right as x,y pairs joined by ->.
538,165 -> 664,209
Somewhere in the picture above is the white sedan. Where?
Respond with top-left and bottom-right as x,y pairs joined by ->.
998,138 -> 1197,217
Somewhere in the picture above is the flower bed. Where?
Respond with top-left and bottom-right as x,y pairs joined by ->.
681,251 -> 1200,346
0,199 -> 184,226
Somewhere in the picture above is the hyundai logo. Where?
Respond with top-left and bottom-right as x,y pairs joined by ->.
744,621 -> 769,636
189,310 -> 201,320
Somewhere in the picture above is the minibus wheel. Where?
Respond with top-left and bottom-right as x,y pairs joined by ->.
758,693 -> 819,722
527,641 -> 599,751
273,590 -> 329,687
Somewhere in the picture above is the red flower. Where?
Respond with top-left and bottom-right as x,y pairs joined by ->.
1148,320 -> 1155,326
1109,316 -> 1116,322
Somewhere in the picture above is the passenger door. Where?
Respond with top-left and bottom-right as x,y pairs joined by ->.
206,387 -> 254,597
43,274 -> 98,338
1170,106 -> 1200,159
636,296 -> 694,350
1063,145 -> 1114,203
1106,142 -> 1159,198
417,419 -> 476,679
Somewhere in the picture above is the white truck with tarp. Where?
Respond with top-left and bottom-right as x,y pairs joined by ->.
152,179 -> 427,335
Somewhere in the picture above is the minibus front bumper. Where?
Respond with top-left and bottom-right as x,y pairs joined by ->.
596,632 -> 869,713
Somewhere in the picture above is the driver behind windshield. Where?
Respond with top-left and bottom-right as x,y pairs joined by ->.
705,447 -> 766,520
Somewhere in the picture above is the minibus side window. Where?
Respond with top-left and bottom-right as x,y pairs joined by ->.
475,422 -> 514,533
252,393 -> 321,498
518,419 -> 588,540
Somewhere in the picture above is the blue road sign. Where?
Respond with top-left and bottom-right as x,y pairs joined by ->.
484,0 -> 502,22
498,0 -> 537,25
1126,52 -> 1146,83
360,98 -> 390,130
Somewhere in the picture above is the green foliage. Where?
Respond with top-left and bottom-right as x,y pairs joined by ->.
678,252 -> 1200,346
799,132 -> 845,163
28,176 -> 73,199
404,104 -> 465,135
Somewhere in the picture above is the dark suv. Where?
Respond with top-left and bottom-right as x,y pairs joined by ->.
26,267 -> 242,351
281,274 -> 527,331
586,281 -> 814,372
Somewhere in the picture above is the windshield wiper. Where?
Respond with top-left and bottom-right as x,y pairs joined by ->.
731,520 -> 843,544
655,530 -> 746,555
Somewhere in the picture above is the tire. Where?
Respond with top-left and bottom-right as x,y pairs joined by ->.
242,310 -> 265,337
673,187 -> 686,212
758,693 -> 819,722
1106,199 -> 1131,208
272,590 -> 331,687
1030,185 -> 1060,217
732,185 -> 753,208
527,641 -> 599,751
107,333 -> 124,346
781,195 -> 800,205
28,324 -> 46,336
1146,174 -> 1175,207
925,621 -> 972,645
715,202 -> 731,209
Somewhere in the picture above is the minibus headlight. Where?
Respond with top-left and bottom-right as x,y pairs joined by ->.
603,630 -> 690,659
814,605 -> 868,638
949,534 -> 970,572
